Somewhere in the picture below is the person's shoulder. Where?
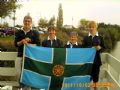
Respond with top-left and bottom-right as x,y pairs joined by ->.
64,44 -> 69,47
78,43 -> 82,46
31,30 -> 39,34
83,35 -> 89,40
77,43 -> 82,47
64,44 -> 71,48
56,38 -> 62,42
42,39 -> 48,46
15,29 -> 23,34
42,39 -> 48,43
56,38 -> 63,44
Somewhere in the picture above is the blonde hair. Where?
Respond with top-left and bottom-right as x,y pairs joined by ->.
88,21 -> 97,28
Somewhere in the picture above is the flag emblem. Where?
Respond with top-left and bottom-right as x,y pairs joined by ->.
52,64 -> 64,77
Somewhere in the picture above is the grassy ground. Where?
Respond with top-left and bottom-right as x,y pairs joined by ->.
0,36 -> 17,51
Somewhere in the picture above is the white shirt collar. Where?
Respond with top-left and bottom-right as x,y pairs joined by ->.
22,27 -> 32,34
47,36 -> 57,40
67,41 -> 78,45
88,32 -> 99,36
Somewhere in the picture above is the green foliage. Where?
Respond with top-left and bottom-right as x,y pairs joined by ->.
79,19 -> 89,26
15,24 -> 22,28
38,18 -> 48,28
38,16 -> 56,28
0,36 -> 17,51
98,23 -> 120,52
78,19 -> 90,30
98,28 -> 112,52
56,3 -> 63,29
0,0 -> 21,18
0,22 -> 9,28
48,16 -> 55,26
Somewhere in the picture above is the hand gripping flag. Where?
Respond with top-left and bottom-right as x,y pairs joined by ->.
20,45 -> 96,90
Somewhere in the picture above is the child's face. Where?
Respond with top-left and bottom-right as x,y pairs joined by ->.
88,23 -> 97,34
48,29 -> 56,36
23,18 -> 32,29
70,35 -> 78,43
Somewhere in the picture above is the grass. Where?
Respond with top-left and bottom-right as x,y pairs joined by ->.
0,36 -> 17,51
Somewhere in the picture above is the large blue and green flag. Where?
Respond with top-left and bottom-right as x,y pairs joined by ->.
20,45 -> 96,90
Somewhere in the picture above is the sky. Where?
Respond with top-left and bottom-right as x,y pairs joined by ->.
5,0 -> 120,27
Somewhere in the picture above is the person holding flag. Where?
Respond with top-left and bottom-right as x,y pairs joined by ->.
64,31 -> 82,48
83,21 -> 105,90
42,26 -> 63,48
14,15 -> 40,90
15,15 -> 40,57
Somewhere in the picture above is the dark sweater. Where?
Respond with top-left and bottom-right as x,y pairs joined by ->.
42,39 -> 63,48
14,29 -> 40,57
83,35 -> 105,65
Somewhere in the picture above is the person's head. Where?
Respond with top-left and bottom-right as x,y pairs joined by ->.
69,31 -> 78,44
23,15 -> 32,30
47,26 -> 56,38
88,21 -> 97,34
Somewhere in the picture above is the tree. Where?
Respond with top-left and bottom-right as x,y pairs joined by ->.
48,16 -> 55,26
79,19 -> 89,30
98,23 -> 120,51
80,19 -> 89,26
3,22 -> 9,27
38,16 -> 56,28
56,3 -> 63,29
15,24 -> 22,29
38,18 -> 48,28
0,0 -> 21,24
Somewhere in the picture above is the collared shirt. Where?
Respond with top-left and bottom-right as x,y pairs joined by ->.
47,36 -> 57,40
22,27 -> 32,35
88,32 -> 99,38
47,36 -> 57,46
67,41 -> 78,48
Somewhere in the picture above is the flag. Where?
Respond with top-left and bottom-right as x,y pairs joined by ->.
20,45 -> 96,90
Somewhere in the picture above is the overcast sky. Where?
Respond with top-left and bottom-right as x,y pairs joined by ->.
5,0 -> 120,27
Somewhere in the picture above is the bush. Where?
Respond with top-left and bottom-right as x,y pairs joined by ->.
98,27 -> 120,52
